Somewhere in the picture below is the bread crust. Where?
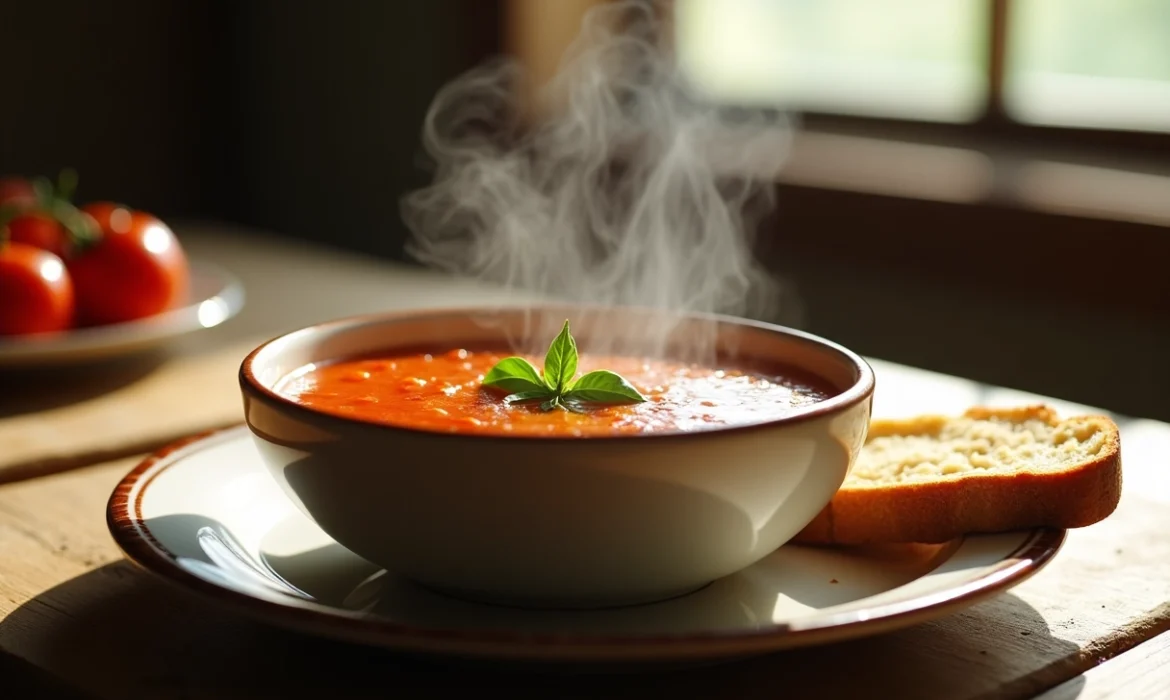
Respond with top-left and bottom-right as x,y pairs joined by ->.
792,405 -> 1123,545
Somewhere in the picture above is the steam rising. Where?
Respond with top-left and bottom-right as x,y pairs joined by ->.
401,0 -> 799,363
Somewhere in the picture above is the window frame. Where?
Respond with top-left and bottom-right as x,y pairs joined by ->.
669,0 -> 1170,157
497,0 -> 1170,319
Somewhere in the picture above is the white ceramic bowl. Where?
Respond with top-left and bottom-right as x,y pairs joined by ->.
240,305 -> 875,609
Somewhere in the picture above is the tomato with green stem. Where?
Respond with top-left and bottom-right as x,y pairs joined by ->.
0,170 -> 97,258
67,202 -> 190,326
0,241 -> 75,336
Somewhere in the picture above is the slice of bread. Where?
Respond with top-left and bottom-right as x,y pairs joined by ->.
793,405 -> 1122,545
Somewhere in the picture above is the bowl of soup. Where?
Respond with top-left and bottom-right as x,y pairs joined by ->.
240,305 -> 874,609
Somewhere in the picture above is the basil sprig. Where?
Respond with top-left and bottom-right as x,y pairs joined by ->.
482,320 -> 646,412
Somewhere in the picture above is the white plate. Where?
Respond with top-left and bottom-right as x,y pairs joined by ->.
108,426 -> 1065,664
0,261 -> 244,368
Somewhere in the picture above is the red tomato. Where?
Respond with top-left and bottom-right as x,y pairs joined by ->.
0,177 -> 37,209
0,242 -> 75,335
5,212 -> 68,258
67,202 -> 190,325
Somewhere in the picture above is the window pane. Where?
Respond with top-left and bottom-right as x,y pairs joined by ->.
674,0 -> 988,122
1005,0 -> 1170,132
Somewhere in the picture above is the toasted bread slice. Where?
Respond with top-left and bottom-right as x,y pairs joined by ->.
793,405 -> 1122,545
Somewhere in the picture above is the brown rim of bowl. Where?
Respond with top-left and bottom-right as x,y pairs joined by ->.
238,304 -> 877,443
106,425 -> 1066,662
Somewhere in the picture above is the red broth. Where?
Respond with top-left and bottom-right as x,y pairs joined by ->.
276,348 -> 837,437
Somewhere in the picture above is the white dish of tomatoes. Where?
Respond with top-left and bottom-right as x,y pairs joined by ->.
0,172 -> 245,367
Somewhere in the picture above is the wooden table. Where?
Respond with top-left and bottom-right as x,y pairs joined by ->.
2,224 -> 1168,699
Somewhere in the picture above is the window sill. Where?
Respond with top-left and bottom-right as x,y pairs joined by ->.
773,128 -> 1170,229
750,128 -> 1170,319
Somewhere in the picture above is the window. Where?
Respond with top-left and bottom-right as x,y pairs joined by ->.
674,0 -> 1170,135
499,0 -> 1170,321
675,0 -> 988,123
1005,0 -> 1170,132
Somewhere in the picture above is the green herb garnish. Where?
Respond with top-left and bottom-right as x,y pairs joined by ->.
482,320 -> 646,412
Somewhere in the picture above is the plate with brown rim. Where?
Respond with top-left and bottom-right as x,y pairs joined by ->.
107,424 -> 1065,664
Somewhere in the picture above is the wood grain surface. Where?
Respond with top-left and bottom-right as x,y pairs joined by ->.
2,225 -> 1168,699
1035,631 -> 1170,700
0,409 -> 1167,699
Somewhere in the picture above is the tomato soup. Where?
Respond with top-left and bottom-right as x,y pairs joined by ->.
277,348 -> 837,437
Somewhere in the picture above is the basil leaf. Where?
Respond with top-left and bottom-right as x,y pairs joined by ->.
563,370 -> 646,404
482,321 -> 646,413
503,390 -> 552,404
559,399 -> 589,414
542,320 -> 578,393
482,357 -> 548,394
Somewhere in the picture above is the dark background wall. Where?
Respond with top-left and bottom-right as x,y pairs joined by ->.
2,2 -> 221,216
0,0 -> 498,260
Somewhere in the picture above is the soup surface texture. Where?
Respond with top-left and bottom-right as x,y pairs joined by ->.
277,349 -> 837,437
